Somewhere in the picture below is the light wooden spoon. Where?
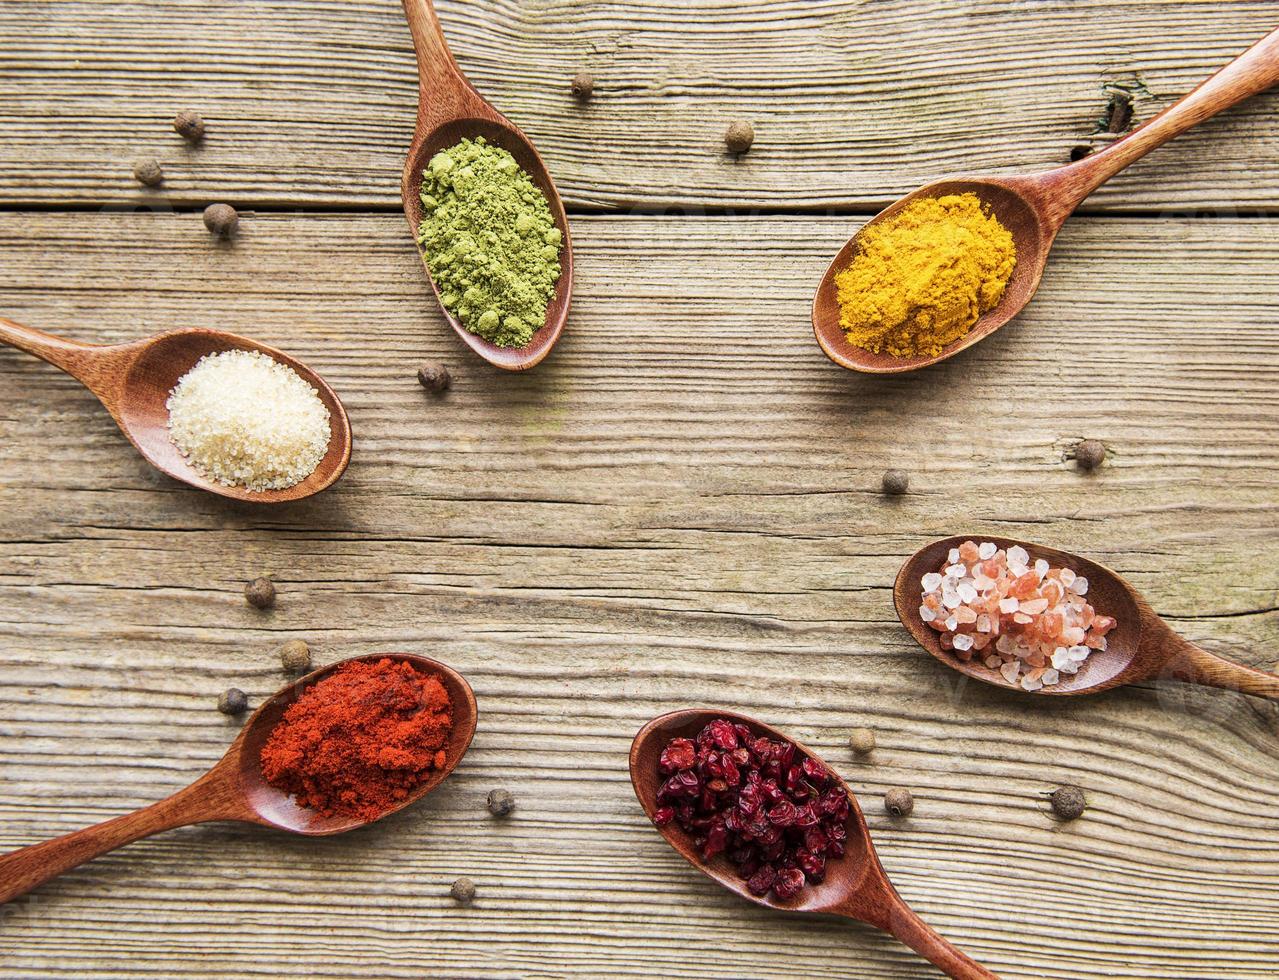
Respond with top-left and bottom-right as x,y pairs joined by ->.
813,26 -> 1279,373
0,317 -> 351,503
896,535 -> 1279,701
400,0 -> 573,371
631,709 -> 999,979
0,653 -> 477,904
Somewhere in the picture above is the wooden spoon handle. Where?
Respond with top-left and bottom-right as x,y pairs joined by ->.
850,884 -> 1000,979
1042,26 -> 1279,219
401,0 -> 490,128
1166,642 -> 1279,702
0,316 -> 134,404
0,769 -> 244,904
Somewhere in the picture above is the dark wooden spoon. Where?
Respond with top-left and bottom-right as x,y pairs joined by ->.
813,26 -> 1279,374
896,535 -> 1279,701
0,317 -> 351,503
631,709 -> 999,979
400,0 -> 573,371
0,653 -> 477,904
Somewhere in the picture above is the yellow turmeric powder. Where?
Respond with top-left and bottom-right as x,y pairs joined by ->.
835,193 -> 1016,358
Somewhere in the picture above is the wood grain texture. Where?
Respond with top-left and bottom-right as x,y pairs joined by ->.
0,1 -> 1277,211
0,210 -> 1276,978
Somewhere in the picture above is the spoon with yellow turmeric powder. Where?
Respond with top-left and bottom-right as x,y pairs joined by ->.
813,26 -> 1279,373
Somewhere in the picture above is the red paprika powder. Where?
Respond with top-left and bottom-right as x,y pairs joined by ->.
259,658 -> 453,821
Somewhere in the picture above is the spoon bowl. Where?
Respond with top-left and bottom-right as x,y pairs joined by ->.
400,0 -> 573,371
896,535 -> 1279,702
814,27 -> 1279,374
631,708 -> 998,979
0,653 -> 477,901
0,318 -> 351,503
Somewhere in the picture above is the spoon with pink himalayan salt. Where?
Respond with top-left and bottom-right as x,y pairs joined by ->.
813,26 -> 1279,373
896,536 -> 1279,701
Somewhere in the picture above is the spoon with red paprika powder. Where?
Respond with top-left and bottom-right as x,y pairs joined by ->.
0,654 -> 477,904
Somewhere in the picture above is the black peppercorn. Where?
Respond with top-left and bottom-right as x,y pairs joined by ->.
1069,144 -> 1093,162
725,121 -> 754,155
245,576 -> 276,609
204,203 -> 239,238
278,639 -> 311,674
1075,439 -> 1106,471
450,877 -> 476,905
881,469 -> 909,495
571,71 -> 595,100
417,362 -> 451,393
848,727 -> 876,756
487,788 -> 516,817
884,787 -> 914,817
1050,785 -> 1086,821
173,109 -> 205,143
133,158 -> 163,187
217,687 -> 248,715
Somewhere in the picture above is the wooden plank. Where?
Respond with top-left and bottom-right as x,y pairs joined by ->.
0,1 -> 1275,211
0,211 -> 1276,978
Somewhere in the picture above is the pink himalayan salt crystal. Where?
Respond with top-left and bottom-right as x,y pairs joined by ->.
921,541 -> 1117,690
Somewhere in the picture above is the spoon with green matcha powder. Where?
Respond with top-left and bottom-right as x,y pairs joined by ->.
400,0 -> 573,371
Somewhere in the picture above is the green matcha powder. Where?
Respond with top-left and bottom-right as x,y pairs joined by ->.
417,137 -> 563,349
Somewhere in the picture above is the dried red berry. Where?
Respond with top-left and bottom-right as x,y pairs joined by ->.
772,867 -> 806,900
746,865 -> 777,896
659,737 -> 696,773
653,806 -> 675,827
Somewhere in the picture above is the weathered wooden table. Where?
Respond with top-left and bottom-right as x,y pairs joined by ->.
1,2 -> 1276,977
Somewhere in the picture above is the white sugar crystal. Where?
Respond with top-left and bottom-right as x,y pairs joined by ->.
999,597 -> 1019,614
1068,645 -> 1090,661
945,563 -> 967,579
973,574 -> 995,591
1059,568 -> 1076,587
1034,559 -> 1049,579
953,634 -> 974,652
1000,660 -> 1021,684
978,542 -> 997,560
945,615 -> 959,632
1069,576 -> 1089,596
1007,546 -> 1029,567
948,547 -> 960,564
942,591 -> 962,611
921,572 -> 942,592
1058,661 -> 1080,675
1041,668 -> 1060,686
1020,673 -> 1043,692
920,604 -> 937,622
977,614 -> 991,634
957,583 -> 978,604
1051,648 -> 1070,669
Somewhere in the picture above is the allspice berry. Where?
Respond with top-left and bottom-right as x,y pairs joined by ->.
417,362 -> 451,393
245,576 -> 276,609
1050,785 -> 1087,821
450,877 -> 476,905
278,639 -> 312,674
203,203 -> 239,238
570,71 -> 595,100
881,469 -> 909,495
217,687 -> 248,715
487,788 -> 516,817
884,787 -> 914,817
725,121 -> 754,155
1075,439 -> 1106,471
173,109 -> 205,143
133,158 -> 163,187
848,727 -> 876,756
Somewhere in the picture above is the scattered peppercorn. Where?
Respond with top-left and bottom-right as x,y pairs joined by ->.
1106,91 -> 1133,133
217,687 -> 248,715
278,639 -> 312,674
173,109 -> 205,143
133,158 -> 163,187
725,121 -> 754,155
486,788 -> 516,817
570,71 -> 595,100
450,877 -> 476,905
881,469 -> 909,495
1050,785 -> 1086,821
1075,439 -> 1106,471
848,727 -> 876,756
884,787 -> 914,817
204,203 -> 239,238
417,362 -> 451,393
245,576 -> 276,609
1069,144 -> 1093,162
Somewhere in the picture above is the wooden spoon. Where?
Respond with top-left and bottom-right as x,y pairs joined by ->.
400,0 -> 573,371
0,653 -> 477,904
0,317 -> 351,503
896,535 -> 1279,701
631,709 -> 999,979
813,27 -> 1279,373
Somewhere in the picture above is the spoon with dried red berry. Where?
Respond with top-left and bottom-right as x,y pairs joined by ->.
630,710 -> 999,979
896,536 -> 1279,701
